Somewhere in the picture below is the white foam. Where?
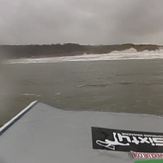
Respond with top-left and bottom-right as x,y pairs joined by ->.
4,49 -> 163,64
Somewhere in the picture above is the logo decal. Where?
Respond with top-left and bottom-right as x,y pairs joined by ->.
92,127 -> 163,152
96,132 -> 129,150
131,151 -> 163,160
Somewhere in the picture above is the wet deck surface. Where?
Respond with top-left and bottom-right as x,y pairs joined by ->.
1,102 -> 163,163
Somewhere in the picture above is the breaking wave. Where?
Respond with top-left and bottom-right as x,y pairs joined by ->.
5,49 -> 163,64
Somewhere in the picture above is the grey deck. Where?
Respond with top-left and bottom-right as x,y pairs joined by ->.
0,102 -> 163,163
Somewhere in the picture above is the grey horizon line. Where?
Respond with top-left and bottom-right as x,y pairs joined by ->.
0,43 -> 163,46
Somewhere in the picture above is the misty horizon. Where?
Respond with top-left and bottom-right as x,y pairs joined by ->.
0,43 -> 163,46
0,0 -> 163,45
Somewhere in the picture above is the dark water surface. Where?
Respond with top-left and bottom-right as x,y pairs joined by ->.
1,59 -> 163,126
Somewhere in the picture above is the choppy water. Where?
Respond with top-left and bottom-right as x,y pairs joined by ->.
1,59 -> 163,126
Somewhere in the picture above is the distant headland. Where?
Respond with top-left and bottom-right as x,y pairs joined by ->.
0,43 -> 161,59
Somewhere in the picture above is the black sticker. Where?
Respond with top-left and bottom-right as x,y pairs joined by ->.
92,127 -> 163,152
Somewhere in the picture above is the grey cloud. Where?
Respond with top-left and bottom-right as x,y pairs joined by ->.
0,0 -> 163,44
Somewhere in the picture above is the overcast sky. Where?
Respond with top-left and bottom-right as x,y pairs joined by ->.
0,0 -> 163,45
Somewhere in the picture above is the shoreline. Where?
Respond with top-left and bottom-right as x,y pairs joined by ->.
4,50 -> 163,64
